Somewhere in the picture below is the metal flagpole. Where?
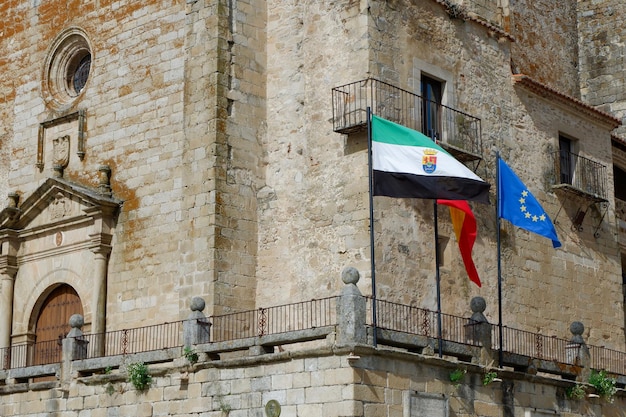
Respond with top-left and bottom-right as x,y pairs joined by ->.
367,107 -> 378,347
434,200 -> 443,357
496,152 -> 503,368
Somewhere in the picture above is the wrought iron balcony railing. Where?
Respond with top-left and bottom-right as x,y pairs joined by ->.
3,296 -> 626,380
552,150 -> 608,202
332,78 -> 483,162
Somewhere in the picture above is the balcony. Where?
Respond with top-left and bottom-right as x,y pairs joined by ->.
551,150 -> 608,203
332,78 -> 483,162
551,150 -> 609,235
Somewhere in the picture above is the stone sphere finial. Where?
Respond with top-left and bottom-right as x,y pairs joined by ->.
69,314 -> 84,329
190,296 -> 206,312
341,267 -> 360,285
570,321 -> 584,337
470,296 -> 486,314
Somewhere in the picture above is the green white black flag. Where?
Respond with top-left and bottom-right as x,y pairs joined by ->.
372,115 -> 490,203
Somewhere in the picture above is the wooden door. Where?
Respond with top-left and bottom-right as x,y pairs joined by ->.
33,285 -> 83,366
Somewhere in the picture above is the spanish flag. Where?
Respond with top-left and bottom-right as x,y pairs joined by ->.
437,199 -> 481,287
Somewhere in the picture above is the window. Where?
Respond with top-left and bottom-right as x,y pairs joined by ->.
558,135 -> 575,184
437,236 -> 449,267
43,27 -> 93,109
614,165 -> 626,201
421,75 -> 443,141
70,53 -> 91,94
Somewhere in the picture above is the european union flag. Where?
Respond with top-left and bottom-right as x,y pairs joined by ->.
497,157 -> 561,248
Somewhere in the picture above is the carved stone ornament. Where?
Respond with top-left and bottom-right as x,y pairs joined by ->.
55,231 -> 64,246
53,135 -> 70,168
37,110 -> 86,171
50,193 -> 70,220
265,400 -> 281,417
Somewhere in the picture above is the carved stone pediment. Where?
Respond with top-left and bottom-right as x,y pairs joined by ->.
0,177 -> 122,254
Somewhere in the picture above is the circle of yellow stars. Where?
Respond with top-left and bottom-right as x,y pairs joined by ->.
518,190 -> 546,222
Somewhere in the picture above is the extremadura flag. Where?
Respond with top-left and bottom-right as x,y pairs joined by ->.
371,115 -> 490,203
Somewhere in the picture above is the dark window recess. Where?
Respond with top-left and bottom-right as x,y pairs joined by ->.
614,165 -> 626,201
73,54 -> 91,93
421,75 -> 443,141
559,135 -> 574,184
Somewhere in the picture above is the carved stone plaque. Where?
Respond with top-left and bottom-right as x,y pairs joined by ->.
403,391 -> 448,417
38,110 -> 86,171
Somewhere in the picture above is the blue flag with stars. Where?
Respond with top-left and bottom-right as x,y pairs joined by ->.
497,157 -> 561,248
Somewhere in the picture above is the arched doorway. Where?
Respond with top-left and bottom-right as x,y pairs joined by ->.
33,284 -> 83,365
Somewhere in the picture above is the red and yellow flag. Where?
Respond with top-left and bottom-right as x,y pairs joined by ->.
437,199 -> 481,287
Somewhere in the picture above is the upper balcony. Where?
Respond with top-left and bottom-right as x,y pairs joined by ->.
551,150 -> 608,203
332,78 -> 483,163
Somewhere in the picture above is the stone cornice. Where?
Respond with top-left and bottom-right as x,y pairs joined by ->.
512,74 -> 622,129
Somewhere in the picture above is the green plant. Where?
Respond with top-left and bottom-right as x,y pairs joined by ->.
126,362 -> 152,391
588,370 -> 617,401
183,346 -> 199,364
443,0 -> 467,20
565,383 -> 586,400
483,371 -> 499,385
217,396 -> 232,414
104,366 -> 112,374
449,368 -> 466,387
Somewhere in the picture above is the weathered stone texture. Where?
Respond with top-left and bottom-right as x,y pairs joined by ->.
0,349 -> 601,417
509,0 -> 580,96
1,0 -> 625,397
577,1 -> 626,134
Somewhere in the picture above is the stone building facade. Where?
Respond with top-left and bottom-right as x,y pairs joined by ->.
0,0 -> 625,416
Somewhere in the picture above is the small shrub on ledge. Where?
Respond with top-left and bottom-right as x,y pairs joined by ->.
588,370 -> 617,402
184,346 -> 199,365
449,368 -> 466,388
126,362 -> 152,391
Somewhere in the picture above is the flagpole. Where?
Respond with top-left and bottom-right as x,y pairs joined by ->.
496,152 -> 503,368
367,107 -> 378,347
433,200 -> 443,358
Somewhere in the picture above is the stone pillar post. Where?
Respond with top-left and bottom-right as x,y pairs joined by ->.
0,222 -> 19,350
61,314 -> 88,383
0,270 -> 16,349
567,321 -> 590,382
183,297 -> 211,346
90,248 -> 110,356
336,267 -> 366,346
465,296 -> 496,365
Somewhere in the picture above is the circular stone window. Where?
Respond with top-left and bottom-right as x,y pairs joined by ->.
43,27 -> 93,108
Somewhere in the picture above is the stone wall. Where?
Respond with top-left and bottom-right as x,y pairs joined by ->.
509,0 -> 580,97
577,0 -> 626,136
1,345 -> 623,417
0,0 -> 624,362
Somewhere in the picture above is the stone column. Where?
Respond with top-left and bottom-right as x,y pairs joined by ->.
183,297 -> 211,346
89,245 -> 111,357
0,268 -> 17,349
0,224 -> 19,350
336,267 -> 366,346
